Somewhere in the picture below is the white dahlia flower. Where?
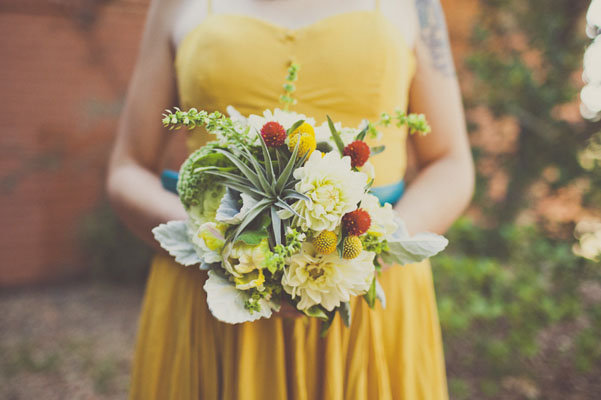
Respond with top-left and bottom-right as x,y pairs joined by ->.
282,243 -> 375,311
287,151 -> 368,232
360,193 -> 398,238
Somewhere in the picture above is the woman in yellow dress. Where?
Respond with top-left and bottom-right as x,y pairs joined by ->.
107,0 -> 474,398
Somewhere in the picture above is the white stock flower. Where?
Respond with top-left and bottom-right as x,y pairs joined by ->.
339,127 -> 361,145
314,121 -> 361,148
357,161 -> 375,182
289,151 -> 368,232
282,243 -> 375,311
226,105 -> 247,124
360,193 -> 398,238
246,108 -> 316,133
314,120 -> 340,143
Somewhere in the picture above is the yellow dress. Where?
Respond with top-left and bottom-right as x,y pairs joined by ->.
129,4 -> 449,400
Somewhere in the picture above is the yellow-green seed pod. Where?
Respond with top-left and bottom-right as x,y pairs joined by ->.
288,132 -> 316,158
342,236 -> 363,259
313,231 -> 338,255
289,121 -> 315,139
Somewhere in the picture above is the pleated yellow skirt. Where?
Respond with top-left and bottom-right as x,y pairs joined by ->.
129,254 -> 448,399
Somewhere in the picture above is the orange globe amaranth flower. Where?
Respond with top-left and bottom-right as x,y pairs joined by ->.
260,121 -> 287,147
343,140 -> 370,168
342,236 -> 363,259
313,231 -> 338,255
342,208 -> 371,236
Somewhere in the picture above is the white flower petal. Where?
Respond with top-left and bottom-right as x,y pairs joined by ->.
360,193 -> 398,238
204,271 -> 278,324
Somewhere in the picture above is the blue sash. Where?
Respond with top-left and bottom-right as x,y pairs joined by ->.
161,170 -> 180,194
369,180 -> 405,205
161,170 -> 404,205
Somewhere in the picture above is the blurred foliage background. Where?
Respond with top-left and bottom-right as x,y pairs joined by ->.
433,0 -> 601,398
1,0 -> 601,399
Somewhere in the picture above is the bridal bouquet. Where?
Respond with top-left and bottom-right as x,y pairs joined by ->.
154,106 -> 447,331
153,66 -> 448,332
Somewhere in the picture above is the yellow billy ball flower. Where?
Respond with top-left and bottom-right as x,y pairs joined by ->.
290,121 -> 315,139
288,132 -> 316,157
342,236 -> 363,259
313,231 -> 338,255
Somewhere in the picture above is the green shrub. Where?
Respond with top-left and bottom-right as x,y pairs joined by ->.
78,201 -> 151,283
434,217 -> 601,398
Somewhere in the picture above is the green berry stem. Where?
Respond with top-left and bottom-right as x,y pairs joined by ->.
265,227 -> 305,274
366,109 -> 432,138
161,107 -> 253,146
280,62 -> 301,111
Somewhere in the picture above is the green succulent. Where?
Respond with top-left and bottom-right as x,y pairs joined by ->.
162,108 -> 311,247
199,129 -> 311,246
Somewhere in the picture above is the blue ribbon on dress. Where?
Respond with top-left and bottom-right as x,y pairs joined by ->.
161,170 -> 180,195
369,179 -> 405,205
161,170 -> 405,206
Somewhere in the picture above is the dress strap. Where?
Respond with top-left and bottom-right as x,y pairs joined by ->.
375,0 -> 380,11
207,0 -> 212,14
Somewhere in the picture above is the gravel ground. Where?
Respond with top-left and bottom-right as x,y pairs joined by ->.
4,281 -> 599,400
0,282 -> 144,400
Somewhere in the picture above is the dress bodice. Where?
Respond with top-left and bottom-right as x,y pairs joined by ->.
174,9 -> 416,187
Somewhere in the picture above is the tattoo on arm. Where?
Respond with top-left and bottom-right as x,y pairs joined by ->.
415,0 -> 456,77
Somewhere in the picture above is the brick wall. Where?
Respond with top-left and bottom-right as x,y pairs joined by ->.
0,0 -> 148,285
0,0 -> 476,286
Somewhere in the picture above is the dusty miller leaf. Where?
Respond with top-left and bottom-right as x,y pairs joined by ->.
203,270 -> 279,324
152,221 -> 201,266
381,217 -> 449,265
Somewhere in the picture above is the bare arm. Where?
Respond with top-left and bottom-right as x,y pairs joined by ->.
106,0 -> 188,249
393,0 -> 475,235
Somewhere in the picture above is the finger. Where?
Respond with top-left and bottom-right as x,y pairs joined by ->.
278,304 -> 304,319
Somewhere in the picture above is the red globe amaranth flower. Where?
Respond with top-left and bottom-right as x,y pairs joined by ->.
342,208 -> 371,236
260,121 -> 287,147
343,140 -> 370,168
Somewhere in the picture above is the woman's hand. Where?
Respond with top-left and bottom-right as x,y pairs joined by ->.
377,256 -> 393,272
277,302 -> 306,319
